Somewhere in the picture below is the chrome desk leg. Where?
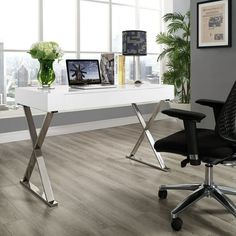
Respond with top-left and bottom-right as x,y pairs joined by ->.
20,106 -> 58,207
126,101 -> 169,171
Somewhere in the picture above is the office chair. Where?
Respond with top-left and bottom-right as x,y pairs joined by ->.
154,81 -> 236,231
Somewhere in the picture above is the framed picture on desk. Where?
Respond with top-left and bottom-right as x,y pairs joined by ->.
197,0 -> 232,48
100,53 -> 115,85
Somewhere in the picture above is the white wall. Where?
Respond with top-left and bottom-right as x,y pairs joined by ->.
173,0 -> 190,13
163,0 -> 190,14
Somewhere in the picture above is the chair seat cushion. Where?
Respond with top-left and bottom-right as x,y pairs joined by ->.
154,129 -> 234,163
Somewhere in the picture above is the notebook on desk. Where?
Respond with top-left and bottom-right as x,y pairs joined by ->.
66,59 -> 116,90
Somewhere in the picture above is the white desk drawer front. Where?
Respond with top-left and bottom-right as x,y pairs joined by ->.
15,85 -> 174,112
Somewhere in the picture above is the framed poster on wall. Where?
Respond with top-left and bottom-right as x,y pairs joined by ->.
197,0 -> 232,48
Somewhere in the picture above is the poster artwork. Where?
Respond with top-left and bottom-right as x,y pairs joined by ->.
100,53 -> 115,85
200,3 -> 225,44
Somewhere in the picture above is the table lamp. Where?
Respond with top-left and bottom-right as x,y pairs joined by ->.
122,30 -> 147,82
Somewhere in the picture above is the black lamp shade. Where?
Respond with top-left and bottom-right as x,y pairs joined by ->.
122,30 -> 147,56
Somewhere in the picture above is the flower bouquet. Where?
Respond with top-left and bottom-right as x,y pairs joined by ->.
28,41 -> 63,87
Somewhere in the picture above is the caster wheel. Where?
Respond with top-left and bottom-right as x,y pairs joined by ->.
158,189 -> 167,199
171,217 -> 183,231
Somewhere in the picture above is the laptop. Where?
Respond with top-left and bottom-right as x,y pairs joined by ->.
66,59 -> 116,89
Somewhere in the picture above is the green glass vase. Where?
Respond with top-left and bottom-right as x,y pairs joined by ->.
37,60 -> 55,88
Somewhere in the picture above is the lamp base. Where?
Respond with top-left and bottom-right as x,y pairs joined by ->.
133,56 -> 141,82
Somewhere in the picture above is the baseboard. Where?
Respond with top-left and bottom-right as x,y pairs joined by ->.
0,113 -> 167,144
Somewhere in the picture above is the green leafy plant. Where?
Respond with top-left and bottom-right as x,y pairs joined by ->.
156,11 -> 190,103
28,41 -> 63,61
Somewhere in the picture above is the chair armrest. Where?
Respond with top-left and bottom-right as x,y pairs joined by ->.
196,99 -> 225,121
162,108 -> 203,166
162,108 -> 206,122
196,99 -> 224,107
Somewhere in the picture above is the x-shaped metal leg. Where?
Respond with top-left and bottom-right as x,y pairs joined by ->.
126,101 -> 169,171
20,106 -> 58,207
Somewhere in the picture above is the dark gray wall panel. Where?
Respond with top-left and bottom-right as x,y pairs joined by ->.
191,0 -> 236,128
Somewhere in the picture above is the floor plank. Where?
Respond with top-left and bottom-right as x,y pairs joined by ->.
0,119 -> 235,235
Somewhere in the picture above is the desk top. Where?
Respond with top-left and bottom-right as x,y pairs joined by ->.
15,84 -> 174,112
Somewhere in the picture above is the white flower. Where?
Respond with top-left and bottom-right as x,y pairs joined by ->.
28,41 -> 64,61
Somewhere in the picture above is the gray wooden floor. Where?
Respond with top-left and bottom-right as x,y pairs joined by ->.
0,119 -> 236,236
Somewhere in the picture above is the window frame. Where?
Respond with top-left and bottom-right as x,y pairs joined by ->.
1,0 -> 165,108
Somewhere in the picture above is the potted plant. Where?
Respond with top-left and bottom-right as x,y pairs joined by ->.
156,11 -> 190,104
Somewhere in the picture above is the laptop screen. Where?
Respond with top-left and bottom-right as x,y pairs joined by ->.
66,59 -> 101,85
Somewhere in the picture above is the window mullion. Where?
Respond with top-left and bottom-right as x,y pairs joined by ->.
39,0 -> 43,41
76,0 -> 81,58
109,0 -> 112,52
135,0 -> 139,29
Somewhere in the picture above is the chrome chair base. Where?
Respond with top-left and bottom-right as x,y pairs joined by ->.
159,164 -> 236,223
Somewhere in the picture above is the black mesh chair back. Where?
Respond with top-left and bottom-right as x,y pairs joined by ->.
217,81 -> 236,143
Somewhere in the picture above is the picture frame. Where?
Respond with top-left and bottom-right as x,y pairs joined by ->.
197,0 -> 232,48
100,53 -> 115,85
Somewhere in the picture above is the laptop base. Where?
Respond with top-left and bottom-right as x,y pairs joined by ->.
70,84 -> 117,90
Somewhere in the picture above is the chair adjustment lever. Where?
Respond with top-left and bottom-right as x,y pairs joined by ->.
181,158 -> 189,168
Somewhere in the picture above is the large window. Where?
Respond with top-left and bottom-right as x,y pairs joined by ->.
0,0 -> 164,108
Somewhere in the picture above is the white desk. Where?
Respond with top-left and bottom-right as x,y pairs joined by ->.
15,84 -> 174,206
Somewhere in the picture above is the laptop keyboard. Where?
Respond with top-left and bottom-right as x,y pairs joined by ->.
71,84 -> 116,90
